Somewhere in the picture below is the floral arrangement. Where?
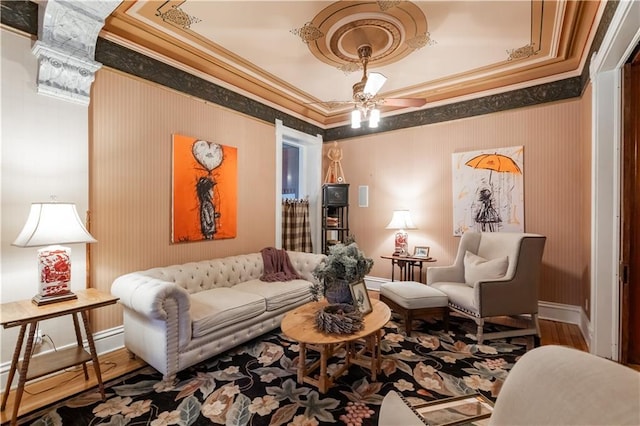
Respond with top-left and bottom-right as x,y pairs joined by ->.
311,240 -> 374,302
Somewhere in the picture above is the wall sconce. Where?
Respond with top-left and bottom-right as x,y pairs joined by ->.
385,209 -> 417,256
12,201 -> 97,305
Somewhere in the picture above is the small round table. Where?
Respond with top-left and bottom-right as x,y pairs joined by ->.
281,299 -> 391,393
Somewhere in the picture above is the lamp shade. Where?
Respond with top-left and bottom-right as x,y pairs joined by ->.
385,210 -> 417,230
363,72 -> 387,96
351,109 -> 362,129
12,202 -> 97,247
369,108 -> 380,128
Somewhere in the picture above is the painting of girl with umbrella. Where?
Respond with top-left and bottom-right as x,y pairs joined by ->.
452,146 -> 524,236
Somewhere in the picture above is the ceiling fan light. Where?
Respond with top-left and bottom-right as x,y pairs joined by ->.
364,72 -> 387,96
369,108 -> 380,128
351,109 -> 361,129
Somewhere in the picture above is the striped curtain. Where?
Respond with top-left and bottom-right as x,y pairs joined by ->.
282,199 -> 312,253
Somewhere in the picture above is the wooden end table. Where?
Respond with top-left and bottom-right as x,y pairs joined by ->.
381,255 -> 437,283
281,299 -> 391,393
0,289 -> 118,425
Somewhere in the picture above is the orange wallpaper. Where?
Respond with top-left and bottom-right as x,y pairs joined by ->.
89,67 -> 591,333
326,98 -> 590,308
89,69 -> 277,330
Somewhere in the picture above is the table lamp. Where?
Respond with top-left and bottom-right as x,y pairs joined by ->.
385,210 -> 417,256
12,201 -> 97,305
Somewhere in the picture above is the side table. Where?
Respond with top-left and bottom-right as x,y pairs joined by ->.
0,288 -> 118,425
380,255 -> 437,283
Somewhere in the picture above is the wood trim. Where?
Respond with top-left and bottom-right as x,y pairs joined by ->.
620,42 -> 640,365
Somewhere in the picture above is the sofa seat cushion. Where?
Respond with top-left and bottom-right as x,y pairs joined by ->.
190,288 -> 266,338
233,279 -> 312,311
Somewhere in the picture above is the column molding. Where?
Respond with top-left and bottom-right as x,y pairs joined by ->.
32,0 -> 122,105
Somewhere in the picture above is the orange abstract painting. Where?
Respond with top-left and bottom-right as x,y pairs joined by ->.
172,134 -> 237,243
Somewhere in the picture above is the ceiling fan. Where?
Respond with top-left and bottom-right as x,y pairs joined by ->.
347,44 -> 427,128
352,44 -> 427,108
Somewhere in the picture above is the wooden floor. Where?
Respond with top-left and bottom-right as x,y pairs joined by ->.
1,349 -> 146,425
0,316 -> 588,424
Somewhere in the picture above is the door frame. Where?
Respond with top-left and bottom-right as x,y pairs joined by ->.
275,119 -> 323,252
620,44 -> 640,365
589,0 -> 640,360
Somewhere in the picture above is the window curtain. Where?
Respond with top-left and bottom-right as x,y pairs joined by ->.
282,199 -> 312,253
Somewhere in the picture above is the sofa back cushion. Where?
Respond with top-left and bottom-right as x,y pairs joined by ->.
463,251 -> 508,286
142,253 -> 264,293
136,251 -> 325,294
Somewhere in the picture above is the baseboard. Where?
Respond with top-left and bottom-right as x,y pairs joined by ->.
0,325 -> 124,393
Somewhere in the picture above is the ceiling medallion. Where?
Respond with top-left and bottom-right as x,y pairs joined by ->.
290,22 -> 324,44
298,1 -> 429,71
329,19 -> 402,64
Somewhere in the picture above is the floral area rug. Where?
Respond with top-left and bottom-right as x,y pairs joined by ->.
24,316 -> 535,426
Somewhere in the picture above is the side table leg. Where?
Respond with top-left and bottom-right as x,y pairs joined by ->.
391,260 -> 395,282
72,313 -> 89,380
80,311 -> 105,400
1,324 -> 27,411
10,322 -> 38,425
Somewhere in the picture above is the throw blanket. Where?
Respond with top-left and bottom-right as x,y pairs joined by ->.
260,247 -> 302,282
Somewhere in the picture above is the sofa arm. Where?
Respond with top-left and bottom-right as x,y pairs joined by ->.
426,265 -> 464,285
111,273 -> 192,347
475,275 -> 537,317
112,273 -> 190,319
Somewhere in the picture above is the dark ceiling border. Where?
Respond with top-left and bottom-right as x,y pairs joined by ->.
2,0 -> 617,142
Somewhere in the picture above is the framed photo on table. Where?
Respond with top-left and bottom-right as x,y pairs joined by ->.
411,393 -> 494,426
349,280 -> 372,314
413,246 -> 430,258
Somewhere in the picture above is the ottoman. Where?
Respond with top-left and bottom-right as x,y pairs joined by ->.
380,281 -> 449,336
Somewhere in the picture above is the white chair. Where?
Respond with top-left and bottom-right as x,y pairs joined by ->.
427,231 -> 546,344
379,346 -> 640,426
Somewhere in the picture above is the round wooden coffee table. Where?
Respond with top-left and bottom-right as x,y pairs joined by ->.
281,299 -> 391,393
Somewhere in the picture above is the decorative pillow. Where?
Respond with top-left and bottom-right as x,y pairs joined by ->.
464,251 -> 508,286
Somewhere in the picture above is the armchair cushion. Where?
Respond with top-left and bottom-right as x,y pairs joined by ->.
463,251 -> 508,287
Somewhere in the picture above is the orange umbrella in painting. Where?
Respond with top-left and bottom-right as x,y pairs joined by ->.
465,153 -> 521,183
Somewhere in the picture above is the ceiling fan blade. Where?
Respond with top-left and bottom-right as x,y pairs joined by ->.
382,97 -> 427,107
364,72 -> 387,96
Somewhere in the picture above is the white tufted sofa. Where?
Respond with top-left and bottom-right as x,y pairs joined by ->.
111,251 -> 325,382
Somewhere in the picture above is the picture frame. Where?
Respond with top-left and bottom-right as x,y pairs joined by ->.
413,246 -> 430,258
349,280 -> 372,314
411,393 -> 494,426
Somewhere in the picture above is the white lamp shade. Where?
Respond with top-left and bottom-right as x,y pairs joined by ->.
363,72 -> 387,96
385,209 -> 417,230
13,202 -> 97,247
369,108 -> 380,127
351,109 -> 362,128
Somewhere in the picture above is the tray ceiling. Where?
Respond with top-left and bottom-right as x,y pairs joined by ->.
102,1 -> 604,128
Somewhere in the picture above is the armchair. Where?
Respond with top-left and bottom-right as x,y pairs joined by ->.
427,231 -> 546,344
